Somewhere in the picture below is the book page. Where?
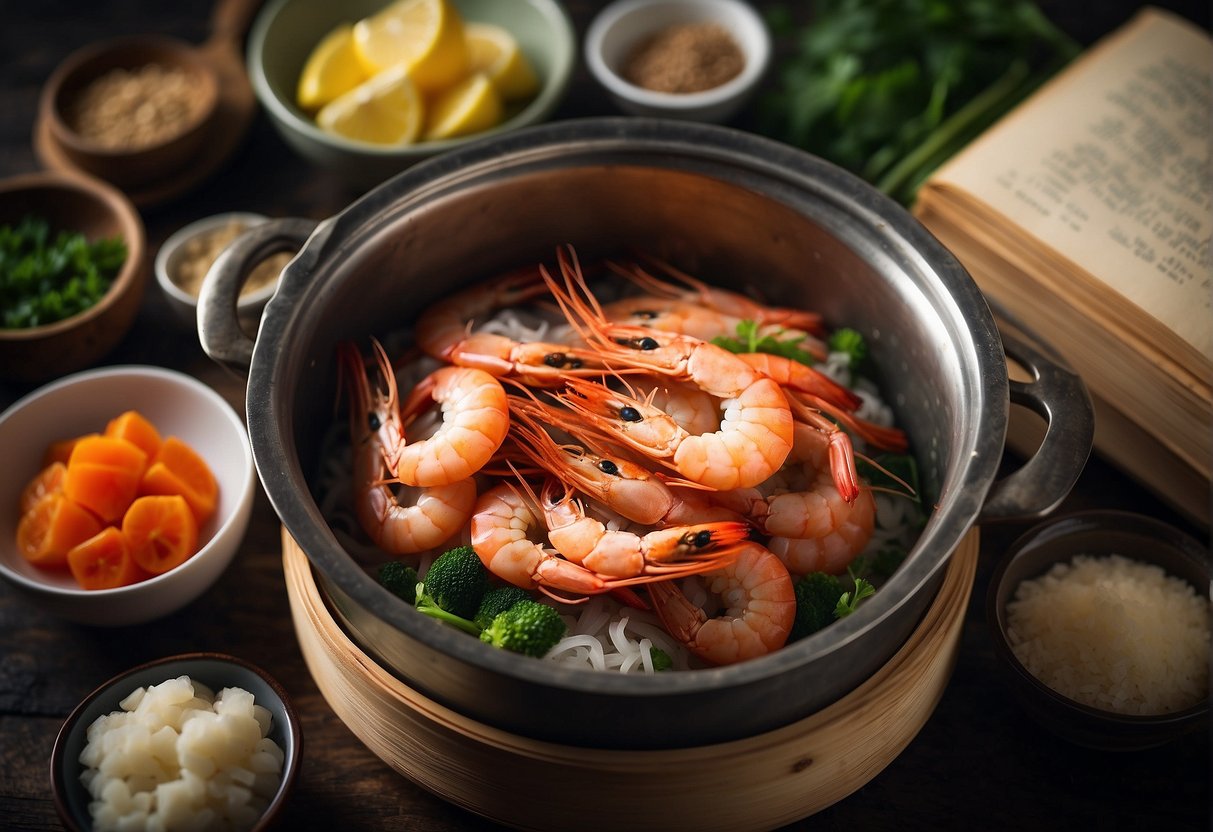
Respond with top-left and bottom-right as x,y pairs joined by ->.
925,8 -> 1211,360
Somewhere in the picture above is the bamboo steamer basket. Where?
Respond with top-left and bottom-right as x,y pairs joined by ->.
283,527 -> 979,832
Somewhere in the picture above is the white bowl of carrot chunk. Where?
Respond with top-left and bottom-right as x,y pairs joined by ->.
0,366 -> 255,626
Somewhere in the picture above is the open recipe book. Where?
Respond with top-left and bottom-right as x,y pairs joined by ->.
913,7 -> 1212,525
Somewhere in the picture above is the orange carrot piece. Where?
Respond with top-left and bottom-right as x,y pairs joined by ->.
19,461 -> 66,517
67,435 -> 148,473
67,527 -> 150,590
104,411 -> 162,460
63,462 -> 142,524
43,433 -> 99,467
123,495 -> 199,575
16,494 -> 104,569
139,436 -> 218,523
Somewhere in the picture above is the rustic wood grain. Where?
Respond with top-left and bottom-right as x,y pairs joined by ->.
0,1 -> 1209,830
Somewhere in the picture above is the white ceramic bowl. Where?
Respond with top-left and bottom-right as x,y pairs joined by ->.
585,0 -> 771,123
154,212 -> 284,332
51,652 -> 301,831
0,366 -> 256,626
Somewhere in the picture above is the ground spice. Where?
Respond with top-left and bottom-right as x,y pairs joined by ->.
173,221 -> 290,300
66,63 -> 207,150
622,22 -> 745,94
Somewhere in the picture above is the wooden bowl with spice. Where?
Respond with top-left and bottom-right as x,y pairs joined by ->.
0,171 -> 147,385
585,0 -> 771,123
39,36 -> 221,190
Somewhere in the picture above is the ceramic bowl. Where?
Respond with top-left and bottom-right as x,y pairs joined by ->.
51,652 -> 301,831
986,510 -> 1211,751
0,366 -> 256,626
39,36 -> 221,189
247,0 -> 576,188
154,212 -> 292,332
0,172 -> 147,384
585,0 -> 771,122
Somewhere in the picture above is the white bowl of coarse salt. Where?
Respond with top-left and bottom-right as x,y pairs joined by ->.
986,510 -> 1210,751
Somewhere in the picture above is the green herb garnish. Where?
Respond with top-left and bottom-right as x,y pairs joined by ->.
0,215 -> 127,329
711,319 -> 817,365
835,576 -> 877,617
827,326 -> 867,370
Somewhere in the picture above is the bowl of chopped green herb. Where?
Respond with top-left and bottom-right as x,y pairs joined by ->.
0,171 -> 146,384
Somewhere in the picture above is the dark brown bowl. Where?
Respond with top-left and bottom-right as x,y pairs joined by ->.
40,36 -> 220,188
51,652 -> 301,831
986,510 -> 1210,751
0,171 -> 147,383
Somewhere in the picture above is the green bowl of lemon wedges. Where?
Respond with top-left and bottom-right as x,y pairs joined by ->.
248,0 -> 575,186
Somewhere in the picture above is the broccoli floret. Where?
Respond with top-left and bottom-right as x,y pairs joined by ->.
479,599 -> 568,658
416,546 -> 492,618
648,647 -> 674,672
377,561 -> 419,605
791,572 -> 844,640
473,585 -> 533,631
414,546 -> 494,635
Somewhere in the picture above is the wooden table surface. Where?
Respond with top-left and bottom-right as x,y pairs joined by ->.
2,2 -> 1209,830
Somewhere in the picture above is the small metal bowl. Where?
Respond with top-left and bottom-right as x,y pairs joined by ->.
986,510 -> 1210,751
51,652 -> 301,831
154,212 -> 290,332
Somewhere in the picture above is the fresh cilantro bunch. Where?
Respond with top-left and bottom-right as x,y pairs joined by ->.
759,0 -> 1079,204
0,216 -> 127,328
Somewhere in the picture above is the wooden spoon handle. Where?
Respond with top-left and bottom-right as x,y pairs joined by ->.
205,0 -> 264,49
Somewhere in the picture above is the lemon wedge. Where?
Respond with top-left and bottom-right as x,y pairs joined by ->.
423,72 -> 503,141
464,22 -> 540,101
296,23 -> 369,111
352,0 -> 469,92
315,64 -> 425,145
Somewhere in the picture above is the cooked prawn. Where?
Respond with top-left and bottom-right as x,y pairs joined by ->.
338,341 -> 477,555
506,395 -> 756,531
543,247 -> 793,490
647,542 -> 795,666
608,255 -> 826,336
761,422 -> 876,576
471,481 -> 734,601
735,352 -> 863,412
390,365 -> 510,486
413,266 -> 603,385
540,479 -> 751,579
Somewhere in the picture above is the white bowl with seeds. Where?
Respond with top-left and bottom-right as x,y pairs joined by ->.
585,0 -> 771,123
155,213 -> 294,334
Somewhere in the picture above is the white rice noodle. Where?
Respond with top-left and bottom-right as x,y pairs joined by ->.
547,594 -> 694,673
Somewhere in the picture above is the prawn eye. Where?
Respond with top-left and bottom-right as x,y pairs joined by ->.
597,460 -> 620,476
680,530 -> 715,548
614,336 -> 660,351
634,310 -> 659,320
367,413 -> 381,431
619,406 -> 643,422
544,352 -> 583,369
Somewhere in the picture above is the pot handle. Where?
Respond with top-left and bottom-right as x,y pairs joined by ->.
977,322 -> 1094,523
197,217 -> 318,373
